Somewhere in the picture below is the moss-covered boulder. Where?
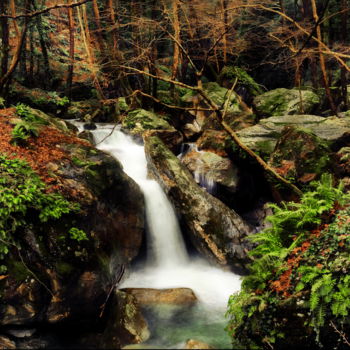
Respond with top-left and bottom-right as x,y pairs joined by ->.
268,126 -> 331,184
144,135 -> 254,270
254,88 -> 320,117
238,114 -> 350,156
122,109 -> 174,135
122,109 -> 183,151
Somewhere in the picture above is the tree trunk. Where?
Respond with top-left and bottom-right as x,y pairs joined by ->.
310,0 -> 337,115
66,0 -> 75,99
340,0 -> 348,110
0,0 -> 10,79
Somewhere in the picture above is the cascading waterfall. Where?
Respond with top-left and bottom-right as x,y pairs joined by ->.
90,124 -> 241,348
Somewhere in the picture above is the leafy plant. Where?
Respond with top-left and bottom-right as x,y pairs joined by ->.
11,104 -> 47,145
69,227 -> 88,242
0,155 -> 82,273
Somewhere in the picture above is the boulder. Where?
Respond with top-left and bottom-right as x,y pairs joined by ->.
121,288 -> 197,306
253,88 -> 320,117
238,114 -> 350,155
100,290 -> 150,348
268,126 -> 331,184
144,135 -> 254,270
0,336 -> 16,349
196,130 -> 231,156
181,149 -> 239,193
185,339 -> 214,349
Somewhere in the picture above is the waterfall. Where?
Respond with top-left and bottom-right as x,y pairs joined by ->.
91,125 -> 241,309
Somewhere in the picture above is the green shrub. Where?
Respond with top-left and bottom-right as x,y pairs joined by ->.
0,155 -> 83,273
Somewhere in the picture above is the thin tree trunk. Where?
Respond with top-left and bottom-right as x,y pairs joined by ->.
0,6 -> 29,91
310,0 -> 337,115
0,0 -> 10,79
9,0 -> 20,37
340,0 -> 348,109
66,0 -> 75,99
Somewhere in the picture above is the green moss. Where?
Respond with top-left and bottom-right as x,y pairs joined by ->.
56,262 -> 74,276
7,260 -> 29,282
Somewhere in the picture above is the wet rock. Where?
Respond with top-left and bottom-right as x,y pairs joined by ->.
101,290 -> 150,348
144,135 -> 254,270
78,130 -> 94,144
268,126 -> 331,185
121,288 -> 197,306
185,339 -> 214,349
83,122 -> 96,130
238,114 -> 350,155
144,129 -> 183,154
6,328 -> 36,338
182,149 -> 239,193
254,88 -> 320,117
0,335 -> 16,349
196,130 -> 231,156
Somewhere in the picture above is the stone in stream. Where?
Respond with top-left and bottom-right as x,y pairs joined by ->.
185,339 -> 214,349
144,135 -> 254,270
121,288 -> 197,306
0,335 -> 16,349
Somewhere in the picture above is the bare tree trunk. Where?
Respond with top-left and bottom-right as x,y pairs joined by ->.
340,0 -> 348,109
310,0 -> 337,115
0,0 -> 10,79
0,1 -> 30,92
66,0 -> 75,98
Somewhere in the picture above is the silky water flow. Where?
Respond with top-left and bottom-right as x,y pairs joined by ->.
91,124 -> 241,349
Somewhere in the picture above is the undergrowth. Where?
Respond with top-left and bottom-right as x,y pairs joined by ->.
0,154 -> 86,273
226,174 -> 350,349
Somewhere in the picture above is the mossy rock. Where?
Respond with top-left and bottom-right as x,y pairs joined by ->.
254,88 -> 320,117
268,126 -> 331,184
122,109 -> 175,136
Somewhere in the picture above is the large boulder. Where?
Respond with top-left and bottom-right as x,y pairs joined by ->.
0,107 -> 145,344
144,135 -> 254,270
268,126 -> 331,184
238,114 -> 350,155
253,88 -> 320,117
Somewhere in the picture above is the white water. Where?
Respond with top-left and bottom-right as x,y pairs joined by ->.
90,124 -> 241,347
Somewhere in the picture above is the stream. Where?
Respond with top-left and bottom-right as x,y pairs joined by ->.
90,124 -> 241,349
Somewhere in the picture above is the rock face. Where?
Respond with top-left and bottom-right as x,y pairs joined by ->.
238,114 -> 350,154
254,88 -> 320,117
0,110 -> 145,346
268,126 -> 331,184
144,135 -> 254,270
121,288 -> 197,306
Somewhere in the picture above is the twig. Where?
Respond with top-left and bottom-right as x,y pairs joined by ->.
330,321 -> 350,347
99,264 -> 125,318
0,0 -> 92,19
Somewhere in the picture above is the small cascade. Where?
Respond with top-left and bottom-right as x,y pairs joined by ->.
178,143 -> 217,195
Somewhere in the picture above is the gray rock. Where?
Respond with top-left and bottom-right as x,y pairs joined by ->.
238,114 -> 350,154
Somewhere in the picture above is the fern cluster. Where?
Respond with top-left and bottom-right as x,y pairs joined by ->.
226,174 -> 350,348
11,103 -> 47,145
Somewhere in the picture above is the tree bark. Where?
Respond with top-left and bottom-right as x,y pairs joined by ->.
310,0 -> 337,116
66,0 -> 75,98
0,0 -> 10,79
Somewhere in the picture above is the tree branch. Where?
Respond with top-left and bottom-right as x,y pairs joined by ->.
0,0 -> 92,19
